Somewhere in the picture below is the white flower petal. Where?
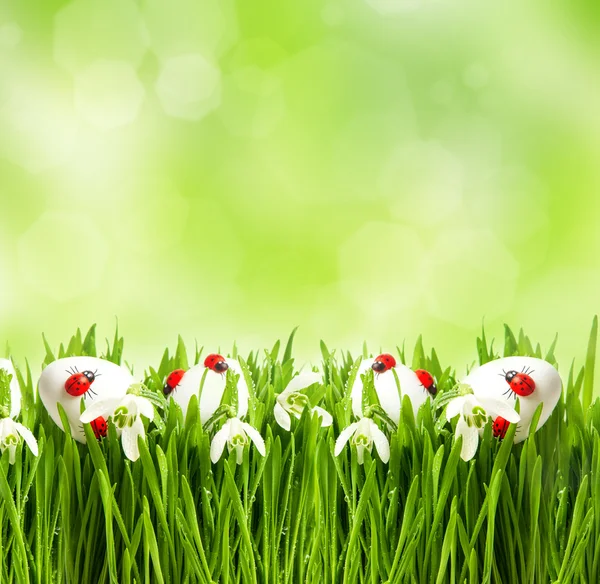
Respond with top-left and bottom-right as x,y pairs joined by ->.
456,418 -> 479,461
80,398 -> 122,423
131,396 -> 155,420
445,396 -> 465,420
210,421 -> 231,463
334,422 -> 358,456
0,418 -> 16,440
312,406 -> 333,428
121,417 -> 145,462
274,402 -> 292,431
242,422 -> 266,456
478,396 -> 520,423
15,423 -> 38,457
370,424 -> 390,463
285,372 -> 322,393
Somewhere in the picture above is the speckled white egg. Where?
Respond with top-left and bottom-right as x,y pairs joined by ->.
0,358 -> 22,418
38,357 -> 135,443
462,356 -> 562,443
171,358 -> 249,422
350,358 -> 430,423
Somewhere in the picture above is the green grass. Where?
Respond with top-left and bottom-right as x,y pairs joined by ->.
0,321 -> 598,583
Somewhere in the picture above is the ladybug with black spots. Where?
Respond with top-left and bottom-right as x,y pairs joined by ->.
371,353 -> 397,373
204,354 -> 229,374
163,368 -> 185,396
492,416 -> 510,439
65,367 -> 99,398
500,366 -> 536,398
90,416 -> 108,439
415,369 -> 437,396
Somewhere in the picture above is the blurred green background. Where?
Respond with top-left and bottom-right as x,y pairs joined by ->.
0,0 -> 599,376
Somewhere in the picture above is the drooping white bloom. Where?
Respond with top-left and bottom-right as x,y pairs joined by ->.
446,394 -> 520,461
81,394 -> 154,461
273,372 -> 333,431
0,417 -> 38,464
334,417 -> 390,464
210,417 -> 266,464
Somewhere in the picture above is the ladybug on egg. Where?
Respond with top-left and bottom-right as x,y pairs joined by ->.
204,354 -> 229,374
500,366 -> 536,398
64,366 -> 100,398
163,368 -> 185,396
415,369 -> 437,396
371,353 -> 396,373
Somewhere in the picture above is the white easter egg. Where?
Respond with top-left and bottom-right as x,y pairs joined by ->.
350,358 -> 430,423
462,356 -> 562,443
171,358 -> 249,422
0,358 -> 22,418
38,357 -> 135,443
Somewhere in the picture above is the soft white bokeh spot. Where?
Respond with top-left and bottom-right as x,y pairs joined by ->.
219,66 -> 285,138
380,142 -> 463,226
17,211 -> 109,301
0,73 -> 78,173
75,60 -> 145,130
0,23 -> 22,48
54,0 -> 148,74
155,54 -> 221,121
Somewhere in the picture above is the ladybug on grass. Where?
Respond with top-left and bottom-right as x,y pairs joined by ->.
65,366 -> 100,399
415,369 -> 437,396
500,366 -> 536,398
204,354 -> 229,374
163,369 -> 185,396
371,354 -> 397,374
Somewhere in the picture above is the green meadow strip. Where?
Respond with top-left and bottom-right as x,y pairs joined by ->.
0,322 -> 598,582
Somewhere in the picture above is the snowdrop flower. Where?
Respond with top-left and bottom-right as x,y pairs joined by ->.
334,417 -> 390,464
446,393 -> 520,461
210,417 -> 265,464
274,372 -> 333,431
80,392 -> 154,462
0,417 -> 38,464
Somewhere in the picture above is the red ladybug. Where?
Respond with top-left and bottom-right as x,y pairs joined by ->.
204,354 -> 229,373
371,353 -> 397,373
500,366 -> 535,398
65,367 -> 99,398
415,369 -> 437,396
90,416 -> 108,439
163,368 -> 185,396
492,416 -> 510,439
